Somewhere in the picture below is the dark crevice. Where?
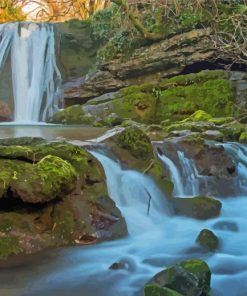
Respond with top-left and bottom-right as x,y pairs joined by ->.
0,189 -> 61,213
0,156 -> 37,164
181,60 -> 247,75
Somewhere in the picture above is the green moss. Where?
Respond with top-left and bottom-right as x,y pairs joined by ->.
183,110 -> 212,122
239,131 -> 247,143
144,285 -> 183,296
209,117 -> 234,125
157,79 -> 235,121
196,229 -> 219,251
0,219 -> 13,233
116,126 -> 153,159
49,105 -> 94,125
0,236 -> 21,260
113,92 -> 157,123
110,71 -> 236,125
53,210 -> 75,243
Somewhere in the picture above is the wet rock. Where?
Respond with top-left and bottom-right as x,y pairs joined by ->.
172,196 -> 222,220
203,130 -> 224,142
147,259 -> 211,296
196,229 -> 219,251
213,221 -> 238,232
109,261 -> 127,270
145,285 -> 183,296
0,101 -> 11,122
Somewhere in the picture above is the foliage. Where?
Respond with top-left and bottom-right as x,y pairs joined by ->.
0,0 -> 25,23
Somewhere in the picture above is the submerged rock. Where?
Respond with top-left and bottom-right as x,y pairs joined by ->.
196,229 -> 219,251
146,259 -> 211,296
172,196 -> 222,220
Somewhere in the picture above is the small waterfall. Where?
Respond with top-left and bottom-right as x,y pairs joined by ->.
0,22 -> 62,123
177,150 -> 200,196
223,142 -> 247,194
90,150 -> 169,236
158,153 -> 184,196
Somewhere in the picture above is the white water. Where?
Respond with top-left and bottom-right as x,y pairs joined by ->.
91,151 -> 169,235
0,143 -> 247,296
0,22 -> 62,123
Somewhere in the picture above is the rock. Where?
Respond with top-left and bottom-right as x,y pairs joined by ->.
221,121 -> 246,141
172,196 -> 222,220
144,285 -> 183,296
116,126 -> 153,160
213,221 -> 238,232
63,70 -> 125,104
0,139 -> 127,260
147,259 -> 211,296
109,261 -> 127,270
0,101 -> 11,122
0,155 -> 77,203
203,130 -> 224,142
85,92 -> 117,106
196,229 -> 219,251
49,105 -> 95,124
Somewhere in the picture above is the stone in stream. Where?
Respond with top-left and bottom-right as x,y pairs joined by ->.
196,229 -> 219,252
145,259 -> 212,296
172,196 -> 222,220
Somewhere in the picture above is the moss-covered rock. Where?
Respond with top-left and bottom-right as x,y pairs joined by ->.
148,259 -> 211,296
0,138 -> 127,259
49,105 -> 95,124
196,229 -> 219,251
221,121 -> 246,141
183,110 -> 212,122
144,285 -> 183,296
172,196 -> 222,220
0,236 -> 21,260
239,131 -> 247,143
116,126 -> 153,159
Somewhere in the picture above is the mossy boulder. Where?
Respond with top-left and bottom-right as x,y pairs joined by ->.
116,126 -> 153,159
144,285 -> 183,296
0,138 -> 127,259
147,259 -> 211,296
49,105 -> 94,124
172,196 -> 222,220
196,229 -> 219,252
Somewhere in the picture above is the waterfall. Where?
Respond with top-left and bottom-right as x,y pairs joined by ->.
158,153 -> 184,196
223,142 -> 247,194
90,150 -> 169,236
0,22 -> 62,123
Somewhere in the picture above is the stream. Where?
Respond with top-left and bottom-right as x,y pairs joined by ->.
0,126 -> 246,296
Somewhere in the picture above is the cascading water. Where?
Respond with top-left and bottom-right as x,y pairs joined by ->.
90,150 -> 169,235
0,22 -> 62,123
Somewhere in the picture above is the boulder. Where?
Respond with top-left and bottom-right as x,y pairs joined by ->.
196,229 -> 219,251
172,196 -> 222,220
147,259 -> 211,296
0,139 -> 127,260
